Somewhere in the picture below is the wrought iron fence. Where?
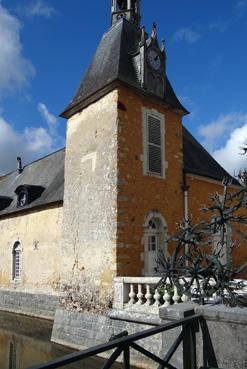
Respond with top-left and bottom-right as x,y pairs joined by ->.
26,314 -> 201,369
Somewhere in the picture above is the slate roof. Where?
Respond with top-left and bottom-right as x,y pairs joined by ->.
0,149 -> 65,217
0,128 -> 238,217
61,19 -> 188,118
183,127 -> 239,185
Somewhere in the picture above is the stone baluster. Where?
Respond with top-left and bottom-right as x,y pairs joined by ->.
212,292 -> 217,302
136,284 -> 144,305
128,284 -> 136,305
162,289 -> 171,307
173,285 -> 180,304
191,281 -> 197,300
144,284 -> 152,306
181,292 -> 189,303
154,289 -> 161,306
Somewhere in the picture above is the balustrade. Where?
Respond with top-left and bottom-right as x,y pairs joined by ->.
113,277 -> 247,310
113,277 -> 194,310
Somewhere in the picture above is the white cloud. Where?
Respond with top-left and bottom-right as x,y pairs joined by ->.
198,113 -> 247,151
0,105 -> 64,175
23,126 -> 53,152
173,28 -> 201,44
38,102 -> 57,126
18,0 -> 56,18
0,4 -> 35,95
213,125 -> 247,175
198,112 -> 247,175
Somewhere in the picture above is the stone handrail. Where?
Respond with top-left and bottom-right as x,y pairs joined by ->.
113,277 -> 247,311
113,277 -> 190,310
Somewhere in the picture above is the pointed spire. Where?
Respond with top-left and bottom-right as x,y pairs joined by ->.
140,26 -> 146,46
151,22 -> 157,39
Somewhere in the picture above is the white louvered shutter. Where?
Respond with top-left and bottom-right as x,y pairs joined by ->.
147,114 -> 163,175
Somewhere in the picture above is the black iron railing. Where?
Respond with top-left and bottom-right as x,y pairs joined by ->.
26,314 -> 201,369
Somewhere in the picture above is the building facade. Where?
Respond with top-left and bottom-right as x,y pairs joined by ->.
0,1 -> 245,303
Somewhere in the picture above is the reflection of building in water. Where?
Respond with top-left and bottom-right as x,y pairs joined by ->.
8,337 -> 19,369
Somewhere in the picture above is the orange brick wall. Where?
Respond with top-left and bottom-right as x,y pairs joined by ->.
187,174 -> 247,277
116,86 -> 184,276
115,85 -> 246,278
186,174 -> 224,223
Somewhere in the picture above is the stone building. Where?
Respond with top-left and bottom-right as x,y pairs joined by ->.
0,1 -> 244,307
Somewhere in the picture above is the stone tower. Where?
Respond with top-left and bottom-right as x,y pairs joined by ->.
61,1 -> 188,296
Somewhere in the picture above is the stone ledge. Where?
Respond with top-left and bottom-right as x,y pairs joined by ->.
109,308 -> 162,325
159,302 -> 197,321
0,289 -> 60,319
195,304 -> 247,325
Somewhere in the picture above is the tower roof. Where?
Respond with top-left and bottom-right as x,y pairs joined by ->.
61,19 -> 188,119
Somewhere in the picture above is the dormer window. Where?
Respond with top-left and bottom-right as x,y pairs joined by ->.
18,192 -> 28,207
0,196 -> 13,211
15,185 -> 45,208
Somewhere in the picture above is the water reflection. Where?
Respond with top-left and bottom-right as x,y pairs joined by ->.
0,311 -> 125,369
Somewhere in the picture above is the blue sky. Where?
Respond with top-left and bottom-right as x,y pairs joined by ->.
0,0 -> 246,175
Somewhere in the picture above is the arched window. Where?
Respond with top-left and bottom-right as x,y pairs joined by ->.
143,211 -> 168,276
12,242 -> 22,280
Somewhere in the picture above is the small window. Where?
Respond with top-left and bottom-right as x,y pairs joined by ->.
12,242 -> 22,281
148,235 -> 157,251
15,184 -> 45,208
143,109 -> 165,178
17,192 -> 28,207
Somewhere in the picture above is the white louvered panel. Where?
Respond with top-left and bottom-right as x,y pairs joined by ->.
147,114 -> 162,175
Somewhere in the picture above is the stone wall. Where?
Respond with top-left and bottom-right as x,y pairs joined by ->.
0,290 -> 60,319
0,204 -> 63,292
61,90 -> 119,295
195,304 -> 247,369
52,304 -> 247,369
52,309 -> 163,369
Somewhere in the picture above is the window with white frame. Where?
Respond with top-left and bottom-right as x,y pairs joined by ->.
12,242 -> 22,281
143,212 -> 168,276
142,108 -> 165,178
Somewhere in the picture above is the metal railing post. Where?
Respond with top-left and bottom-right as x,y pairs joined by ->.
123,345 -> 130,369
182,322 -> 197,369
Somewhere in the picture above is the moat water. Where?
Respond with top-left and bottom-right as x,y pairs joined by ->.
0,311 -> 126,369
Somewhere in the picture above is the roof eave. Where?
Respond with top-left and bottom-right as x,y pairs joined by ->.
184,170 -> 241,187
0,200 -> 63,219
60,80 -> 189,119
